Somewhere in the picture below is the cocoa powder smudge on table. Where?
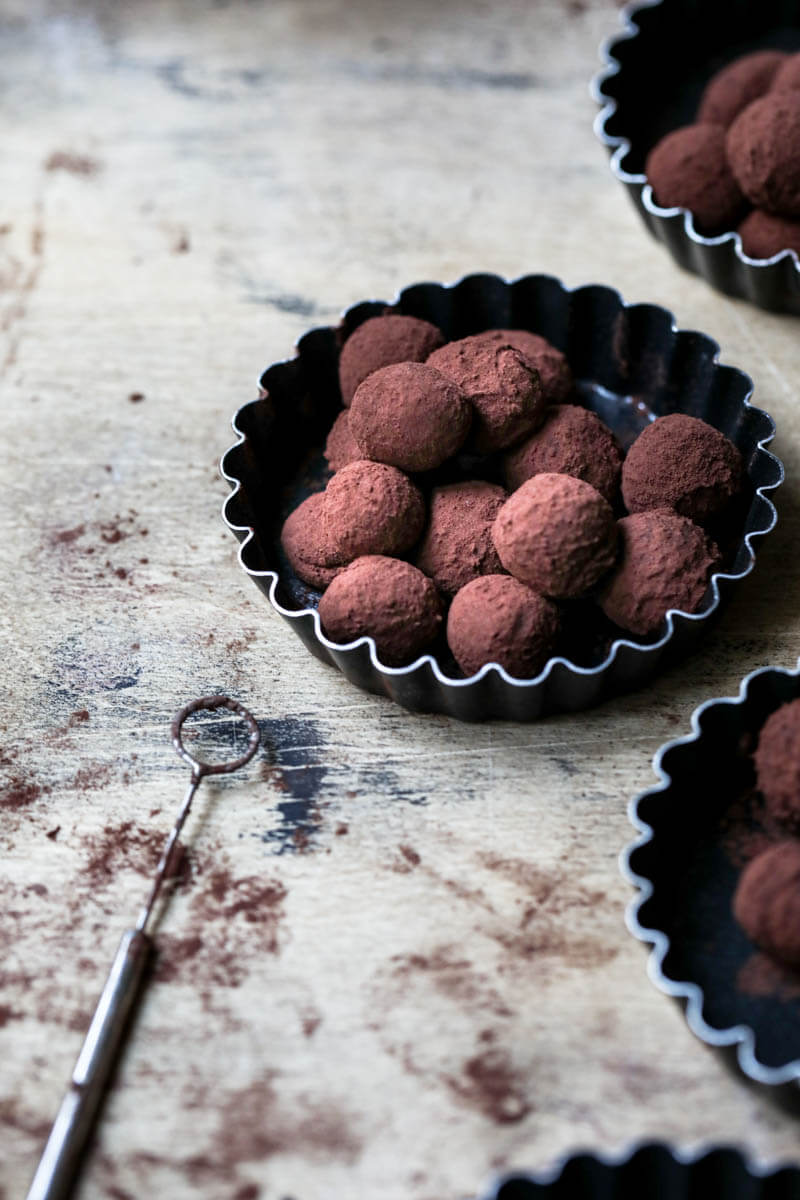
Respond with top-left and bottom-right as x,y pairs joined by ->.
0,776 -> 49,810
446,1047 -> 532,1124
44,151 -> 101,176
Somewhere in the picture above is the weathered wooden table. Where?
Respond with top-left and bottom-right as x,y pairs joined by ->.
2,1 -> 800,1197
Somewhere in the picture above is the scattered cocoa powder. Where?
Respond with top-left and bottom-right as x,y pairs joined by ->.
0,775 -> 48,810
44,150 -> 101,176
445,1047 -> 532,1124
49,524 -> 85,547
0,1004 -> 22,1028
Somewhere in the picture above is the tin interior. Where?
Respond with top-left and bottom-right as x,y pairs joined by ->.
630,669 -> 800,1076
488,1143 -> 800,1198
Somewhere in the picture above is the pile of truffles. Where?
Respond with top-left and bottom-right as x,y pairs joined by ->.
646,49 -> 800,258
734,699 -> 800,969
280,312 -> 743,677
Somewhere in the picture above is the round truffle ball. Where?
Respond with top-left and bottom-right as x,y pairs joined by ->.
348,361 -> 472,472
597,509 -> 720,637
771,52 -> 800,94
645,123 -> 747,233
492,473 -> 617,599
446,575 -> 560,679
621,413 -> 743,525
503,405 -> 623,504
324,410 -> 362,471
470,328 -> 573,405
323,460 -> 425,561
738,209 -> 800,259
697,50 -> 787,127
733,842 -> 800,968
280,493 -> 346,591
727,93 -> 800,217
338,314 -> 445,406
416,481 -> 507,597
754,699 -> 800,831
318,555 -> 442,666
427,335 -> 545,453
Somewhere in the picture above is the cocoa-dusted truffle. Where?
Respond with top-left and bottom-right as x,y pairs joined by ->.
697,50 -> 787,128
754,699 -> 800,832
492,473 -> 617,599
318,555 -> 442,666
471,328 -> 573,405
771,52 -> 800,94
446,574 -> 560,679
597,509 -> 720,637
733,842 -> 800,969
416,481 -> 507,597
324,410 -> 361,472
738,209 -> 800,259
621,413 -> 743,525
503,404 -> 623,503
280,493 -> 346,591
645,123 -> 747,233
349,361 -> 472,472
338,314 -> 445,406
727,93 -> 800,217
322,460 -> 425,562
427,335 -> 545,452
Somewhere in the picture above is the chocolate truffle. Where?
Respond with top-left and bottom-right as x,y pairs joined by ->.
645,123 -> 747,233
754,698 -> 800,831
324,410 -> 361,472
416,481 -> 507,597
446,575 -> 560,679
323,460 -> 425,561
597,509 -> 719,637
621,413 -> 743,525
733,842 -> 800,969
338,314 -> 445,406
492,473 -> 617,599
770,52 -> 800,94
280,493 -> 346,591
503,404 -> 623,503
349,361 -> 472,472
427,335 -> 545,452
472,328 -> 573,405
318,555 -> 442,666
727,93 -> 800,217
697,50 -> 787,127
738,209 -> 800,259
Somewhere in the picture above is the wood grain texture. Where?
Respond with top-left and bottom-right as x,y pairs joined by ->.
1,1 -> 799,1197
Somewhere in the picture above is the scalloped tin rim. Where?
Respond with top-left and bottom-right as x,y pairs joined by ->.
622,662 -> 800,1087
220,271 -> 782,698
476,1138 -> 800,1197
592,0 -> 800,276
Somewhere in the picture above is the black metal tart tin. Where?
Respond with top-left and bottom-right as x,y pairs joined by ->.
593,0 -> 800,314
476,1143 -> 800,1199
624,664 -> 800,1087
220,273 -> 782,722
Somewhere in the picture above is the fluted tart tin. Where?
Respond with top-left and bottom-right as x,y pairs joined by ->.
593,0 -> 800,314
221,273 -> 781,722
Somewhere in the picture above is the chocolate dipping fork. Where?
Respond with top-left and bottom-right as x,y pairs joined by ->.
26,696 -> 261,1200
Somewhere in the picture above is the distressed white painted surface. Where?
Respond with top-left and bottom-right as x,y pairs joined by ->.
2,1 -> 800,1198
